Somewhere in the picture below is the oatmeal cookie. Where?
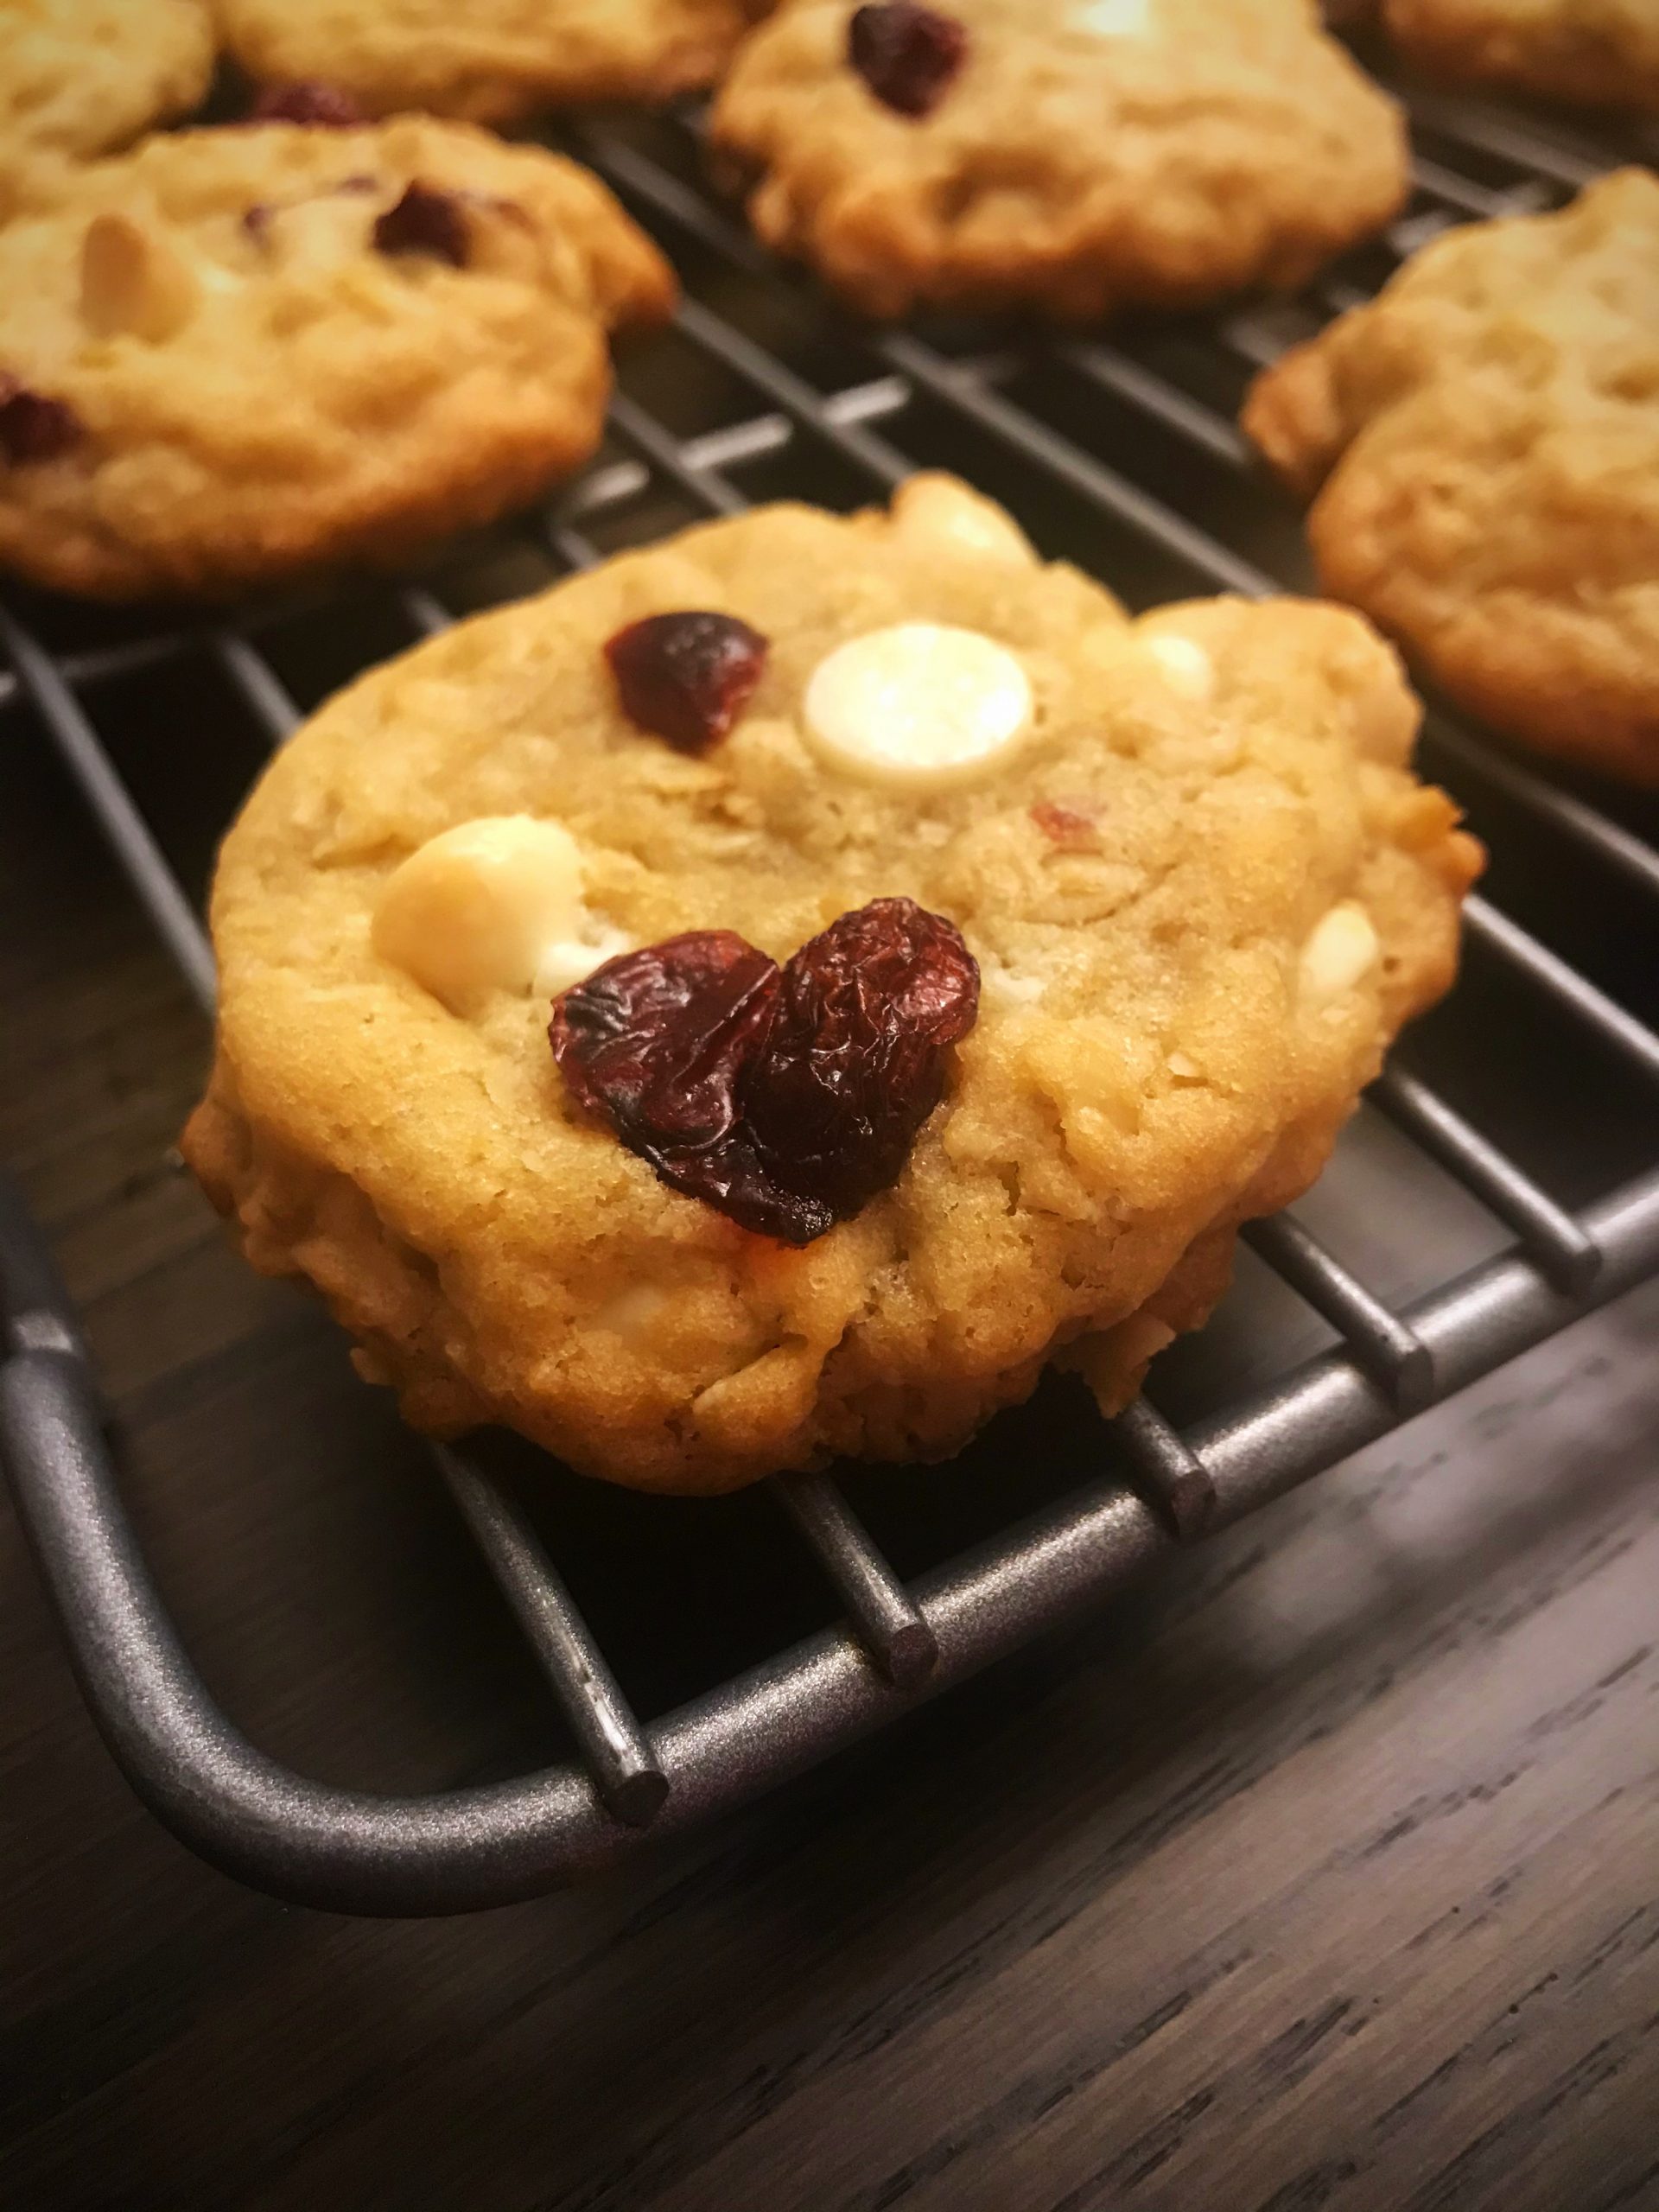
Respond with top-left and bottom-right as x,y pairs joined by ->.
0,118 -> 674,599
1243,169 -> 1659,786
215,0 -> 767,124
1383,0 -> 1659,111
183,477 -> 1478,1492
1,0 -> 215,159
707,0 -> 1408,320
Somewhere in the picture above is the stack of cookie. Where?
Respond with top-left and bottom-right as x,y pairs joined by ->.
0,0 -> 1649,1490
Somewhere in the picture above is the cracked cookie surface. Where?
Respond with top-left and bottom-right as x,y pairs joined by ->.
183,478 -> 1478,1492
708,0 -> 1408,319
1244,170 -> 1659,786
0,118 -> 675,600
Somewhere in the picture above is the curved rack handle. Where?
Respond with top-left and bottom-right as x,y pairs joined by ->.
0,1172 -> 1175,1914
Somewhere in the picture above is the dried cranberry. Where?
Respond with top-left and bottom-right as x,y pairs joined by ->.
550,931 -> 826,1241
1031,800 -> 1098,850
247,81 -> 368,126
552,932 -> 779,1155
605,613 -> 770,756
373,181 -> 470,267
848,3 -> 967,118
550,899 -> 978,1244
747,899 -> 979,1220
0,377 -> 82,466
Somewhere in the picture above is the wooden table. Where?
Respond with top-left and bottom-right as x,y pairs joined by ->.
3,703 -> 1657,2212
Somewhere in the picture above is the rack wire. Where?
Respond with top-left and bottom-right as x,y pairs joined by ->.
3,67 -> 1657,1913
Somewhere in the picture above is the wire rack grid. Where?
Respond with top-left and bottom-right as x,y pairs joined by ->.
2,73 -> 1657,1912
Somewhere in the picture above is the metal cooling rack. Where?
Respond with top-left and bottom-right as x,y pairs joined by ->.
3,73 -> 1658,1914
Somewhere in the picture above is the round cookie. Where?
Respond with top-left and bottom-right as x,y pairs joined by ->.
1,0 -> 215,160
215,0 -> 768,124
708,0 -> 1409,320
1243,169 -> 1659,788
0,119 -> 675,600
1383,0 -> 1659,111
182,476 -> 1480,1493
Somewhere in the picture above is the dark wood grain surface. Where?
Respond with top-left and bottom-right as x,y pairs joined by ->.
3,691 -> 1657,2212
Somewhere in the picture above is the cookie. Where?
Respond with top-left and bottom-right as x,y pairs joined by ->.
181,476 -> 1479,1493
707,0 -> 1409,320
1,0 -> 215,160
1383,0 -> 1659,111
215,0 -> 766,124
1243,169 -> 1659,787
0,118 -> 675,600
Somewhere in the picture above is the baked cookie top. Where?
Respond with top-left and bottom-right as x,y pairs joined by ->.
215,0 -> 766,124
708,0 -> 1408,319
1384,0 -> 1659,111
0,119 -> 675,600
185,478 -> 1478,1491
1243,169 -> 1659,786
0,0 -> 215,159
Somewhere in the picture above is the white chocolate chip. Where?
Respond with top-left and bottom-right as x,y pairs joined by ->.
803,623 -> 1034,790
80,213 -> 199,343
980,954 -> 1046,1008
892,476 -> 1038,567
532,929 -> 632,1001
1142,632 -> 1216,702
372,816 -> 585,1013
1166,1049 -> 1204,1079
598,1284 -> 668,1346
257,186 -> 378,270
1075,0 -> 1154,35
1300,902 -> 1379,1003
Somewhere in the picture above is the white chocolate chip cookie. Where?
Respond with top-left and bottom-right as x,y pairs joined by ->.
1243,170 -> 1659,787
183,477 -> 1479,1492
709,0 -> 1408,320
0,119 -> 676,601
215,0 -> 769,124
1,0 -> 215,160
